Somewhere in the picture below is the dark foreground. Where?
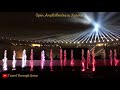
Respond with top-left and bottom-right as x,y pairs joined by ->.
1,66 -> 120,81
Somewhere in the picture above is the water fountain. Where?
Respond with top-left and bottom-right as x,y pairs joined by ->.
109,50 -> 113,66
92,49 -> 95,71
12,50 -> 16,70
30,49 -> 34,71
81,49 -> 85,71
2,50 -> 8,71
22,49 -> 27,68
63,50 -> 67,66
50,49 -> 53,71
70,49 -> 74,71
41,50 -> 45,70
70,49 -> 74,66
87,50 -> 91,69
103,49 -> 106,66
114,49 -> 119,66
60,48 -> 63,70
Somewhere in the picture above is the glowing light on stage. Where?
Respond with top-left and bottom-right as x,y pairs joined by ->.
96,43 -> 104,46
93,23 -> 100,32
31,44 -> 40,47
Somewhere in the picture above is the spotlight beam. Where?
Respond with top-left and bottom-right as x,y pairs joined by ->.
98,30 -> 104,42
100,28 -> 112,41
86,32 -> 94,43
102,26 -> 120,39
31,12 -> 120,44
102,12 -> 117,23
71,30 -> 91,43
99,30 -> 109,41
97,31 -> 101,42
90,32 -> 95,42
79,31 -> 92,43
94,32 -> 97,42
97,12 -> 106,23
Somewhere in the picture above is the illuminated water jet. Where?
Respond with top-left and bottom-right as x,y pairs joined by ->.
114,49 -> 119,66
30,49 -> 34,71
2,50 -> 8,71
103,49 -> 106,66
60,48 -> 63,70
70,49 -> 74,71
63,50 -> 67,66
41,50 -> 45,70
92,49 -> 95,71
22,49 -> 27,68
50,49 -> 53,71
109,50 -> 113,66
87,50 -> 91,69
81,49 -> 85,71
12,50 -> 16,70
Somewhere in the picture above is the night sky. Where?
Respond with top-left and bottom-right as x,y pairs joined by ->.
0,12 -> 88,32
0,12 -> 120,40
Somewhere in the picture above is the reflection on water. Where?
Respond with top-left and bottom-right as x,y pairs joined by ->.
1,66 -> 120,79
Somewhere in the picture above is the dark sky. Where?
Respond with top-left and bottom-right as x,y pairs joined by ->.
0,12 -> 120,40
0,12 -> 89,33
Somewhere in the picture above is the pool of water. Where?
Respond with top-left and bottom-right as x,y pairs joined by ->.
1,66 -> 120,80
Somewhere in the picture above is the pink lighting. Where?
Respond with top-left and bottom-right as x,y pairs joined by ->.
50,49 -> 53,71
81,49 -> 85,71
41,50 -> 45,70
109,50 -> 113,66
92,49 -> 95,71
114,49 -> 119,66
30,49 -> 34,71
60,48 -> 63,69
87,50 -> 91,69
64,50 -> 67,66
103,49 -> 106,66
70,49 -> 74,66
22,49 -> 27,68
12,50 -> 16,70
